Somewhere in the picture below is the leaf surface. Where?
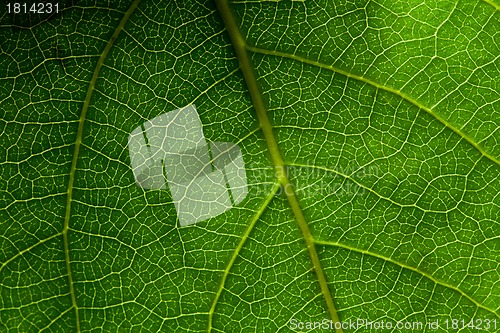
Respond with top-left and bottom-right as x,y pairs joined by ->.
1,0 -> 499,332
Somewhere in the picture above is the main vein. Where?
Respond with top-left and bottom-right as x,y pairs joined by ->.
62,0 -> 141,331
214,1 -> 343,332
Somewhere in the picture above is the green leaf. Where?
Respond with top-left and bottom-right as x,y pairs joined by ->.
1,0 -> 499,332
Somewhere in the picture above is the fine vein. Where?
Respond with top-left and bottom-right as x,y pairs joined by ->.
214,1 -> 343,331
247,45 -> 500,167
62,0 -> 141,331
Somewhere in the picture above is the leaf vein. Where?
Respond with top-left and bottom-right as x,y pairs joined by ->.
247,45 -> 500,167
215,0 -> 344,331
314,239 -> 499,318
208,182 -> 281,332
61,1 -> 142,331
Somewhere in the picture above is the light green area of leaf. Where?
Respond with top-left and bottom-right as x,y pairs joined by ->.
0,0 -> 498,332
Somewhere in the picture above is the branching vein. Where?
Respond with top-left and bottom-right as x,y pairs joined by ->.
214,0 -> 344,332
247,45 -> 500,167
